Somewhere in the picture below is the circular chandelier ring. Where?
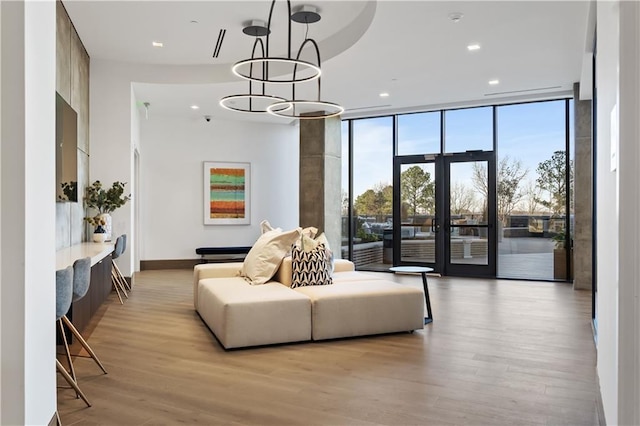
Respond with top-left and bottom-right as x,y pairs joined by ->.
266,100 -> 344,119
232,58 -> 321,84
219,94 -> 292,114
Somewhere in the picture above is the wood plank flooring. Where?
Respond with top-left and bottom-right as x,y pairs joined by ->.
57,270 -> 599,425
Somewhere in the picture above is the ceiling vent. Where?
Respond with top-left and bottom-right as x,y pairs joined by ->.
212,29 -> 226,58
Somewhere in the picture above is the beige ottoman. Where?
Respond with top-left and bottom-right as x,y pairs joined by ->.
197,277 -> 311,349
293,280 -> 424,341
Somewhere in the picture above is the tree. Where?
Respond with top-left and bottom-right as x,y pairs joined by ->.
353,182 -> 392,221
472,156 -> 528,225
341,190 -> 350,216
521,180 -> 542,215
450,182 -> 476,215
400,166 -> 435,216
535,150 -> 573,215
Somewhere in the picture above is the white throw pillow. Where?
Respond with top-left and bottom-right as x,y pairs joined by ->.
241,227 -> 301,285
260,219 -> 281,234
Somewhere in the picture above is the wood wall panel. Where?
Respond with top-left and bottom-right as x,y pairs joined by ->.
70,26 -> 90,154
55,0 -> 71,103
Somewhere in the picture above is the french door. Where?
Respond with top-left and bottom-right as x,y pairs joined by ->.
393,151 -> 497,277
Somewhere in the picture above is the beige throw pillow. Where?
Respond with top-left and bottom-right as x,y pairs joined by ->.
241,227 -> 301,285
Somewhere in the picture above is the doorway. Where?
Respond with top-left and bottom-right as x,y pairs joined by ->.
393,151 -> 496,277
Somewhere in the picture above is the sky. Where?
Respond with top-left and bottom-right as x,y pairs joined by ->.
342,99 -> 573,207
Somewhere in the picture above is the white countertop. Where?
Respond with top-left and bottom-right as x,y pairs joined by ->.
56,242 -> 114,270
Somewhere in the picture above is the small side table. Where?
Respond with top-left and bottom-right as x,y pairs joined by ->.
389,266 -> 434,324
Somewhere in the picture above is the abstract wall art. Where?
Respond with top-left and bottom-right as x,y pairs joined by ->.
203,162 -> 251,225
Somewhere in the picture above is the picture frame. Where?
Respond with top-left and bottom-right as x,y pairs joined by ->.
203,161 -> 251,225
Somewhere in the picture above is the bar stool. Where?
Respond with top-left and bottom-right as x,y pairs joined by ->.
114,234 -> 131,292
56,266 -> 91,407
111,235 -> 128,304
60,257 -> 107,382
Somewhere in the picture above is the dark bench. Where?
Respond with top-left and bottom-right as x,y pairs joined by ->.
195,246 -> 252,263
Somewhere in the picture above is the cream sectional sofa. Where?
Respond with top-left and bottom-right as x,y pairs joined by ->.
194,258 -> 425,349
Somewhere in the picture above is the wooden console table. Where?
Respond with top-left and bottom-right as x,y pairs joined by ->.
56,242 -> 114,336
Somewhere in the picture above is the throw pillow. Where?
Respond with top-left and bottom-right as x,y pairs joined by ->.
241,227 -> 301,285
291,244 -> 333,288
260,219 -> 281,234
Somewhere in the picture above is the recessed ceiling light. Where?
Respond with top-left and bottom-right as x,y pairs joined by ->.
379,92 -> 390,98
467,44 -> 481,51
191,105 -> 200,110
152,41 -> 163,48
489,79 -> 500,85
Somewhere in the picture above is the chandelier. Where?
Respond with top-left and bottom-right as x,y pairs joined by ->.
219,1 -> 344,120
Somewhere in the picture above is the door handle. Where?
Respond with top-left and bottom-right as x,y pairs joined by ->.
431,217 -> 439,233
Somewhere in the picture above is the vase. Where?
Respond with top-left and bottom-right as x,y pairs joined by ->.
93,232 -> 107,243
98,213 -> 112,241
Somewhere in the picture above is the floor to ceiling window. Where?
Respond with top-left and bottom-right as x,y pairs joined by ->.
342,99 -> 574,281
495,100 -> 571,280
345,117 -> 393,271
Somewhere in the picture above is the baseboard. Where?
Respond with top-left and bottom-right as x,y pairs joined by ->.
140,259 -> 202,270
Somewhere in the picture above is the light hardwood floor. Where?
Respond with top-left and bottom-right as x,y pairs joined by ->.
57,270 -> 599,425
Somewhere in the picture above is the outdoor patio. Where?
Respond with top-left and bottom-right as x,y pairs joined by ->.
342,237 -> 559,281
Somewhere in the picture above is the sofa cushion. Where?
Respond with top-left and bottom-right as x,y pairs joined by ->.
241,227 -> 301,285
193,262 -> 243,308
291,244 -> 332,288
294,280 -> 424,340
197,277 -> 311,348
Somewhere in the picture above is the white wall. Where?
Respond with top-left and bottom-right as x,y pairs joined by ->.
596,1 -> 640,425
616,2 -> 640,424
0,1 -> 56,424
596,2 -> 619,423
139,115 -> 299,261
131,86 -> 141,272
90,59 -> 135,276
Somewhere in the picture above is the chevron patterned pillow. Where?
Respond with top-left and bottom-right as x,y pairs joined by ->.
290,243 -> 333,288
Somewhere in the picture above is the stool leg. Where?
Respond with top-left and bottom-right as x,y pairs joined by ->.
113,262 -> 131,291
62,315 -> 107,374
111,271 -> 124,304
56,359 -> 91,407
58,319 -> 76,383
111,268 -> 128,299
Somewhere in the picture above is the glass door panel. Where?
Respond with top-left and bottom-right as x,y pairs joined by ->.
448,161 -> 489,266
399,162 -> 437,265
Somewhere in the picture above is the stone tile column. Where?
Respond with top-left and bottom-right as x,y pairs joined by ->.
573,82 -> 593,290
299,116 -> 342,258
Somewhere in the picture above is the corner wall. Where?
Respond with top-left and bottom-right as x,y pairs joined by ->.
139,115 -> 299,261
595,2 -> 620,423
1,1 -> 57,423
596,1 -> 640,424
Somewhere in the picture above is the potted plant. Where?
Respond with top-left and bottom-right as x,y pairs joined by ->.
552,231 -> 574,280
84,180 -> 131,241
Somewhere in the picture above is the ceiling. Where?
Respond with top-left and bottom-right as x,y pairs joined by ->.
63,1 -> 592,124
